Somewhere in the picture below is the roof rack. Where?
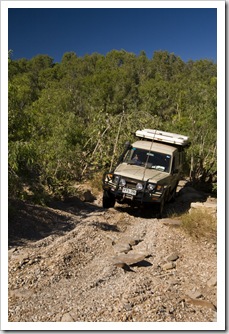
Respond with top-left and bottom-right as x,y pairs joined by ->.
135,129 -> 190,147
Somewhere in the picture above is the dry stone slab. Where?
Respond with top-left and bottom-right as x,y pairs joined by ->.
184,296 -> 216,311
120,236 -> 142,246
167,252 -> 179,262
186,289 -> 203,299
207,276 -> 217,287
162,219 -> 182,227
189,201 -> 217,216
61,312 -> 74,322
113,243 -> 132,254
111,251 -> 148,266
162,262 -> 176,270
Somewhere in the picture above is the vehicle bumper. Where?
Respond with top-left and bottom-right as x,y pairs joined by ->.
103,184 -> 163,205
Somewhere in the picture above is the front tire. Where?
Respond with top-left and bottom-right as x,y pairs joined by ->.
159,196 -> 165,218
154,196 -> 165,219
102,190 -> 115,208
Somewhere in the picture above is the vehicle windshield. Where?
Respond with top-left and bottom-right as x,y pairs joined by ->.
123,148 -> 171,172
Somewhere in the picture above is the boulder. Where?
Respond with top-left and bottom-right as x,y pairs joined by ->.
112,251 -> 148,266
189,201 -> 217,216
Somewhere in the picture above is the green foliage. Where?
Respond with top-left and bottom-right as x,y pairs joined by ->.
8,50 -> 217,202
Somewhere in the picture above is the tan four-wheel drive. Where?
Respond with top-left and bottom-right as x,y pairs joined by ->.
102,129 -> 190,216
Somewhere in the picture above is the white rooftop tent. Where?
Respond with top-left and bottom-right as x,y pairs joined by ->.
135,129 -> 190,147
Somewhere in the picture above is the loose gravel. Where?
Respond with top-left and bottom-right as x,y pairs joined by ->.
8,193 -> 217,325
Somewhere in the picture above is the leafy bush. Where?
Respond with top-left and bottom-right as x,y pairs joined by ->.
8,50 -> 217,203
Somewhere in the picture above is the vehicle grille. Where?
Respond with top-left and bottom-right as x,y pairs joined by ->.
124,178 -> 139,189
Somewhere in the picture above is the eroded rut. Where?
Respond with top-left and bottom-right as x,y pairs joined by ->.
8,196 -> 217,323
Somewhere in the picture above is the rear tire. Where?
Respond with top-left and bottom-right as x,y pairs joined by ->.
102,190 -> 115,208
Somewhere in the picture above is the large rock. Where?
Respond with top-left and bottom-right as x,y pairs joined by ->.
189,200 -> 217,216
184,296 -> 216,311
111,251 -> 148,266
120,236 -> 142,246
162,262 -> 176,270
113,243 -> 132,254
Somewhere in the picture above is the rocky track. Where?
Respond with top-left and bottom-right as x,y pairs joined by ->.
8,189 -> 217,324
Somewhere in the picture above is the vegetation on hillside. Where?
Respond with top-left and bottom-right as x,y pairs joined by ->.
8,50 -> 217,202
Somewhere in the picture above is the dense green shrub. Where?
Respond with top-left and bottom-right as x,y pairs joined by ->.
8,50 -> 217,201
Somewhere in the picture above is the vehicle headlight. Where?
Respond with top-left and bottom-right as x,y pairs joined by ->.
114,175 -> 119,184
147,183 -> 156,191
119,178 -> 126,186
136,183 -> 143,191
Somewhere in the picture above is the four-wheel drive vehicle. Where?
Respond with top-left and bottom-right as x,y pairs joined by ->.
102,129 -> 190,215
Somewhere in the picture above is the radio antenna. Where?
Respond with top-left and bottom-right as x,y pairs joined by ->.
142,129 -> 156,181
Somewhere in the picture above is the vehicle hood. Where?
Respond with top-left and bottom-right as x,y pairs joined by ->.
114,163 -> 169,183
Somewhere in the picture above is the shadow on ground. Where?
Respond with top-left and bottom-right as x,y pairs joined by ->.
8,198 -> 103,248
131,260 -> 152,268
8,184 -> 209,248
114,185 -> 208,219
90,222 -> 120,232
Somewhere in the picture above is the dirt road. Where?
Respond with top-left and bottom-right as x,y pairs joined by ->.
8,189 -> 217,323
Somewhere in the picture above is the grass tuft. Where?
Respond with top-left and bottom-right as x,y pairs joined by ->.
180,209 -> 217,243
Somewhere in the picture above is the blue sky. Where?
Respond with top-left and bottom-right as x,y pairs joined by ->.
8,7 -> 217,63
